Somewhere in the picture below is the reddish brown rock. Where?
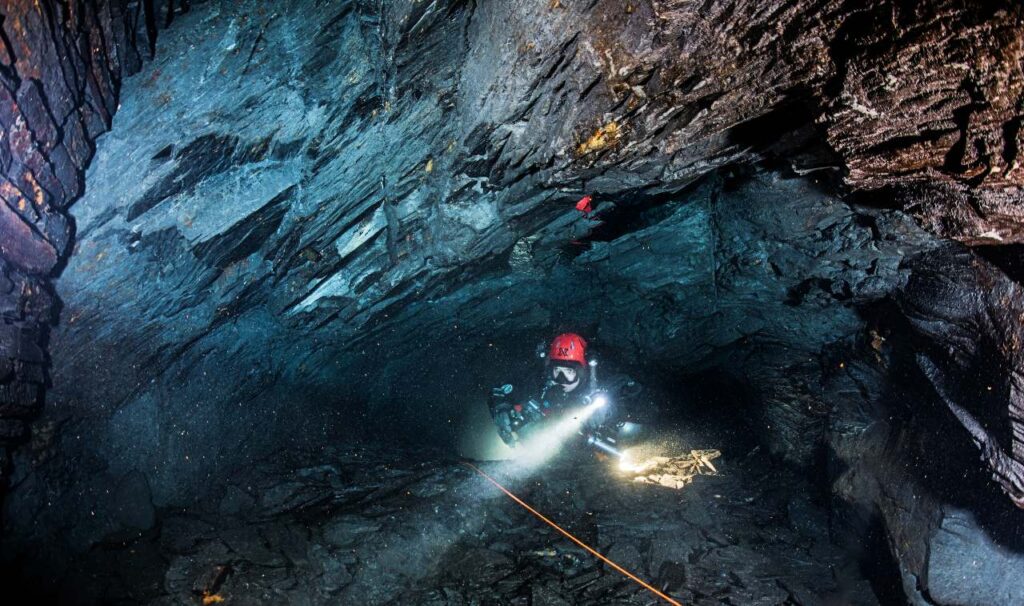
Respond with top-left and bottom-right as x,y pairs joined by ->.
0,0 -> 159,480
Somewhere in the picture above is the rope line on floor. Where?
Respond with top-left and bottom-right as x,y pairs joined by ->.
464,461 -> 683,606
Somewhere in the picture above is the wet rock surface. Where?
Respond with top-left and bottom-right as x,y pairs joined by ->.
0,0 -> 162,469
11,436 -> 879,606
2,1 -> 1024,604
1,0 -> 1020,470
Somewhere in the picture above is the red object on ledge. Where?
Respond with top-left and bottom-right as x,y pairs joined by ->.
575,195 -> 593,215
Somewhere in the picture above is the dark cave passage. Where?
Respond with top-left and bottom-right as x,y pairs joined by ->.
2,1 -> 1024,605
2,359 -> 907,606
6,203 -> 1016,606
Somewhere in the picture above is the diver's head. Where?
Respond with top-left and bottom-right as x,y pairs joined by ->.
546,333 -> 589,393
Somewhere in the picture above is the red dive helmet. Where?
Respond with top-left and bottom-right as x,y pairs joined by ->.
548,333 -> 588,367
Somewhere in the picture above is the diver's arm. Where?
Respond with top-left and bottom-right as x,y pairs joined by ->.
489,384 -> 548,446
489,384 -> 517,446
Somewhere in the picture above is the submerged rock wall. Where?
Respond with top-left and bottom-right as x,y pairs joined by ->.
0,1 -> 1022,603
0,0 -> 170,485
8,0 -> 946,497
825,245 -> 1024,604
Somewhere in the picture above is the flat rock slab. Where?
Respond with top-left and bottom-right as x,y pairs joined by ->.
28,444 -> 879,605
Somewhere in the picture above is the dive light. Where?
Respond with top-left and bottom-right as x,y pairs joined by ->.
581,390 -> 622,458
586,432 -> 623,458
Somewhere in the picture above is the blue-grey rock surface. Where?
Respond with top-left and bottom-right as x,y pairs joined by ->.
2,1 -> 1024,604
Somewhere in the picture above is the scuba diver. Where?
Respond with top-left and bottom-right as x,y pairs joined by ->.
488,332 -> 650,459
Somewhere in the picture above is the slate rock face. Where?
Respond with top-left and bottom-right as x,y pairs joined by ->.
823,243 -> 1024,604
1,1 -> 1023,604
897,245 -> 1024,506
825,2 -> 1023,191
0,0 -> 174,481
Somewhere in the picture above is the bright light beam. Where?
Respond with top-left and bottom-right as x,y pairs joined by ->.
511,400 -> 604,468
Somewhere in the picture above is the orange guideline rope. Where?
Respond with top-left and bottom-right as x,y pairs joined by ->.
464,461 -> 682,606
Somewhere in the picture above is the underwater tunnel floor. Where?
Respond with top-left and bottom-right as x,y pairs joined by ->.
13,430 -> 885,606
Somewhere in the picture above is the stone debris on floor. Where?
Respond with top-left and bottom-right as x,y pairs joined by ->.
24,443 -> 877,605
620,449 -> 722,490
